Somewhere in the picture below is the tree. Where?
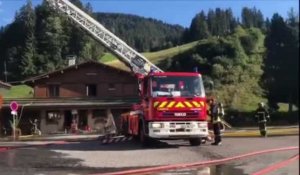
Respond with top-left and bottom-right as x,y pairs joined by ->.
35,1 -> 65,73
287,8 -> 299,27
242,7 -> 253,28
255,9 -> 264,29
207,9 -> 217,35
19,0 -> 37,77
242,7 -> 264,29
265,18 -> 271,32
206,8 -> 236,36
226,9 -> 237,34
0,0 -> 37,80
264,13 -> 299,109
189,11 -> 210,41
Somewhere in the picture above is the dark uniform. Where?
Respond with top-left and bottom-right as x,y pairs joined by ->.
255,103 -> 270,137
30,119 -> 41,135
210,100 -> 223,145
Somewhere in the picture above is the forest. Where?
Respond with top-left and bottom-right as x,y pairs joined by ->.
0,0 -> 298,113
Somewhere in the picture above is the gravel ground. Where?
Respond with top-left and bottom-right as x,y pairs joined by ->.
0,135 -> 298,175
50,136 -> 299,171
49,140 -> 209,167
198,136 -> 299,158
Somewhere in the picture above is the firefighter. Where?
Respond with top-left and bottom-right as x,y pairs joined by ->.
30,119 -> 41,135
205,99 -> 213,142
255,102 -> 270,137
209,99 -> 223,145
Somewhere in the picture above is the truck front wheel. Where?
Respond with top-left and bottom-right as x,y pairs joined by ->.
189,138 -> 201,146
139,124 -> 150,146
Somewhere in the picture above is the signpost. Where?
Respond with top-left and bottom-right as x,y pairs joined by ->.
10,101 -> 19,141
0,95 -> 3,109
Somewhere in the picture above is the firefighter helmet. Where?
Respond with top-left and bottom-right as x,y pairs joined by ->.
208,98 -> 215,104
258,102 -> 264,107
219,102 -> 223,107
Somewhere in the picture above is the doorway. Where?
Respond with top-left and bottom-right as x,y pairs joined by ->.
78,110 -> 88,130
64,110 -> 73,130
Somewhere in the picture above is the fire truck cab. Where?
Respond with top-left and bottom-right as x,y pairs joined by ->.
121,72 -> 208,146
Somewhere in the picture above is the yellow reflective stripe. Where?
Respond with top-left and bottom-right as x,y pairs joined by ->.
184,101 -> 193,108
167,101 -> 176,108
155,101 -> 205,108
175,102 -> 185,108
159,101 -> 168,108
192,101 -> 201,107
199,101 -> 205,107
157,108 -> 168,111
153,101 -> 159,108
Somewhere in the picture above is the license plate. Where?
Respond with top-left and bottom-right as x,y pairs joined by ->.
176,128 -> 185,132
176,125 -> 185,129
174,113 -> 186,117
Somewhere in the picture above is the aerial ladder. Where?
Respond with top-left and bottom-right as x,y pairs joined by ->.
46,0 -> 162,75
47,0 -> 209,146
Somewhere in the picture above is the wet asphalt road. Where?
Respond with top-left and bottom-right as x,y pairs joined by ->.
0,135 -> 298,175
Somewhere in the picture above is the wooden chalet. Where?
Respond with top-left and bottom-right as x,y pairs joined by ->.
0,60 -> 139,135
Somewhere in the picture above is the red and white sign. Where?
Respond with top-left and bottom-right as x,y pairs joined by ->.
10,101 -> 19,112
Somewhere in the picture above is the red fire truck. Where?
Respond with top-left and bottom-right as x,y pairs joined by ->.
48,0 -> 208,146
121,72 -> 208,146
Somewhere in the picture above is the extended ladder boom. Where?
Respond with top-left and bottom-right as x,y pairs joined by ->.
46,0 -> 163,75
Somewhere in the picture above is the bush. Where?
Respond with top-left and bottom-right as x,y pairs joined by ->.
240,35 -> 256,54
224,109 -> 299,127
270,111 -> 299,125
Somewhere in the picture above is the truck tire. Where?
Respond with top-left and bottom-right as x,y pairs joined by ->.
139,124 -> 150,146
189,138 -> 201,146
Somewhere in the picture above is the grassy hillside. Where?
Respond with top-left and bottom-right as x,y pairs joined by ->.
0,85 -> 33,98
103,41 -> 199,71
103,27 -> 269,112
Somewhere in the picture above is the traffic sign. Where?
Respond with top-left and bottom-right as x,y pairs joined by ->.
10,101 -> 19,111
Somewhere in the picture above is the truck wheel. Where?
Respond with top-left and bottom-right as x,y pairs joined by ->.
139,125 -> 149,146
189,138 -> 201,146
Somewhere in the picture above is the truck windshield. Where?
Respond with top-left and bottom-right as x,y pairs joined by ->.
151,75 -> 205,98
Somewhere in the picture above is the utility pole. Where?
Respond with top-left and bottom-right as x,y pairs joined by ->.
4,61 -> 8,82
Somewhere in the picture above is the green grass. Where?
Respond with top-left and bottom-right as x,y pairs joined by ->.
278,103 -> 299,112
100,53 -> 117,63
0,85 -> 33,98
143,41 -> 199,63
105,41 -> 199,70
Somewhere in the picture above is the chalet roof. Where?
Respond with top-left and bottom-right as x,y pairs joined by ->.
23,60 -> 133,85
1,97 -> 140,108
0,80 -> 12,89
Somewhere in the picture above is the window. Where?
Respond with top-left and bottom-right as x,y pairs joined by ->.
46,111 -> 61,124
86,84 -> 97,97
108,83 -> 116,91
143,78 -> 149,95
151,75 -> 205,98
92,109 -> 106,118
48,85 -> 60,97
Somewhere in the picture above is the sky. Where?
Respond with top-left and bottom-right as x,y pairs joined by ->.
0,0 -> 299,28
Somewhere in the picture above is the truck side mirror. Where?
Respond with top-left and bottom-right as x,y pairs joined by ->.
144,96 -> 149,102
138,85 -> 142,96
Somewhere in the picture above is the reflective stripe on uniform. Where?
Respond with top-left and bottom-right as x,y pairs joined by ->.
212,118 -> 221,124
